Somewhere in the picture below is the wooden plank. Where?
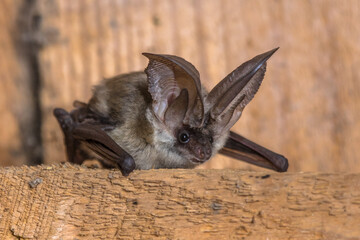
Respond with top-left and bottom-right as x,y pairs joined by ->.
37,0 -> 360,171
0,165 -> 359,239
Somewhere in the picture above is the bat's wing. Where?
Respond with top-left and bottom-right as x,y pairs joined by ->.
53,107 -> 135,176
219,131 -> 288,172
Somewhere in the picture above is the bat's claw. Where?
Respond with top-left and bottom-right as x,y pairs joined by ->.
119,155 -> 136,176
275,154 -> 289,172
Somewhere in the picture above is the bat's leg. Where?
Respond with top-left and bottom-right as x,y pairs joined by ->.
53,108 -> 87,165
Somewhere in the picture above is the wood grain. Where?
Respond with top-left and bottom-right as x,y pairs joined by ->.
0,0 -> 359,172
0,165 -> 359,239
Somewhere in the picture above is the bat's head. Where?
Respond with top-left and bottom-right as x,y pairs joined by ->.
143,49 -> 278,166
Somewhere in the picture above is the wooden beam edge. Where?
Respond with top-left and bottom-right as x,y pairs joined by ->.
0,164 -> 359,239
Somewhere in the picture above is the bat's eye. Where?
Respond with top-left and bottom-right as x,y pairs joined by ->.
178,130 -> 190,144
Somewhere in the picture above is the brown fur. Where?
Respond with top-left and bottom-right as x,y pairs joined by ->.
88,72 -> 218,169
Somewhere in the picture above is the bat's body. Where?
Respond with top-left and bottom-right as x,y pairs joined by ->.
54,48 -> 288,175
90,72 -> 225,170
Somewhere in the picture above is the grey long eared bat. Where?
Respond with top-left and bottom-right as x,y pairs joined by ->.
54,48 -> 288,176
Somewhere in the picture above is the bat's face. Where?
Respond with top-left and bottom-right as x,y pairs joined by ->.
143,49 -> 278,166
175,126 -> 213,164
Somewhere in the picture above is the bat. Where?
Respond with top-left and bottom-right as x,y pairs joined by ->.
53,48 -> 288,176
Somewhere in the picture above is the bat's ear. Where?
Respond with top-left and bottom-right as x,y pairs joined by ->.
206,48 -> 279,134
143,53 -> 204,129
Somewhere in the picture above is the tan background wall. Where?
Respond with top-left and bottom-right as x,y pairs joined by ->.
0,0 -> 359,172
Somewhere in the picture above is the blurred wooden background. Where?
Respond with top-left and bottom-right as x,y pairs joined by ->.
0,0 -> 359,172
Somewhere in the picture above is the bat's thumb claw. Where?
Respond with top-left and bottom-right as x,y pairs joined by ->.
275,155 -> 289,172
119,156 -> 136,176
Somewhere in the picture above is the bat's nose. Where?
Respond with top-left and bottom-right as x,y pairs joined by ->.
198,149 -> 205,159
194,145 -> 212,160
